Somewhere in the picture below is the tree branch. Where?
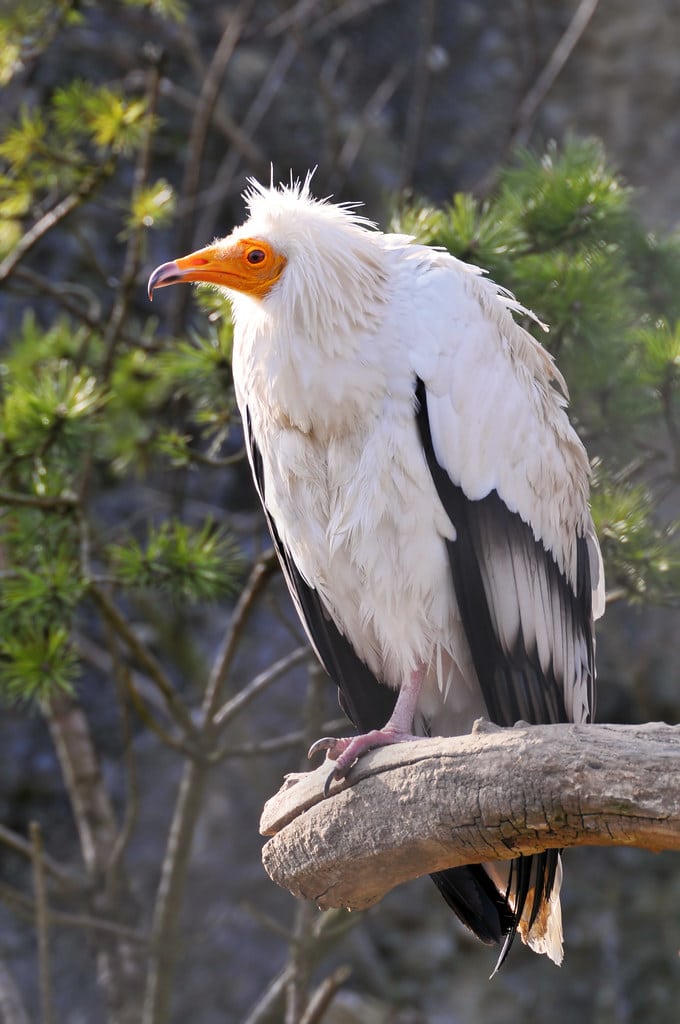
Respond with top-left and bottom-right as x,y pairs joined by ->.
260,721 -> 680,911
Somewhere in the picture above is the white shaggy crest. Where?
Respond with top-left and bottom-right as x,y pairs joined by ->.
242,170 -> 378,234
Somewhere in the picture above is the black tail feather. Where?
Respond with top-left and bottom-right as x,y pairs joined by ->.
431,865 -> 516,947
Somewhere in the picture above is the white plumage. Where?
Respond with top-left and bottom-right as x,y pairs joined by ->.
148,174 -> 604,968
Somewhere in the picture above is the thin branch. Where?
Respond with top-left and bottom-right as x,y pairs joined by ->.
106,659 -> 142,893
30,822 -> 54,1024
122,669 -> 199,758
7,265 -> 106,336
191,34 -> 300,246
73,632 -> 200,760
267,0 -> 392,41
185,446 -> 246,469
143,550 -> 279,1024
397,0 -> 437,191
0,957 -> 32,1024
51,912 -> 146,945
510,0 -> 601,150
660,375 -> 680,478
285,902 -> 317,1024
0,488 -> 78,510
0,880 -> 147,944
0,169 -> 108,282
176,2 -> 253,252
212,646 -> 310,728
169,1 -> 254,331
266,0 -> 323,37
153,77 -> 264,168
44,693 -> 145,1024
89,583 -> 200,744
337,65 -> 406,181
201,549 -> 279,722
209,717 -> 347,762
299,965 -> 352,1024
142,758 -> 209,1024
240,965 -> 296,1024
285,662 -> 331,1023
0,823 -> 84,892
102,53 -> 163,377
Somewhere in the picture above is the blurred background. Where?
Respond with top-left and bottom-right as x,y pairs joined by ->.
0,1 -> 679,1022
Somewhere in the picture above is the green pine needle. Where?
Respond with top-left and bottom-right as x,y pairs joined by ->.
109,520 -> 244,603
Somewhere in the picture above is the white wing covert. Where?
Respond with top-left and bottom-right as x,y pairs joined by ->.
408,255 -> 603,729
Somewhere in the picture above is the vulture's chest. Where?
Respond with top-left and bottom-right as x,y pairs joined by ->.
244,395 -> 458,685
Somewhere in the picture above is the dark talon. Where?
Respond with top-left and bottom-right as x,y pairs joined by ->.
323,765 -> 342,798
308,736 -> 336,760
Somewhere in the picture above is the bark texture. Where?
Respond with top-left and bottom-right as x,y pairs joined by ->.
260,721 -> 680,910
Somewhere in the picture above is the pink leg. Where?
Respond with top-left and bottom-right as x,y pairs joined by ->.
309,665 -> 427,796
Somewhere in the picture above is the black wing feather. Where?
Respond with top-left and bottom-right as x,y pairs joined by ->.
415,377 -> 595,958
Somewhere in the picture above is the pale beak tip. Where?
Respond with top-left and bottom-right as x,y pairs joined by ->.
147,260 -> 181,302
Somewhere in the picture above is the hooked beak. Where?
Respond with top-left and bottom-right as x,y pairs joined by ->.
147,244 -> 230,301
147,239 -> 286,301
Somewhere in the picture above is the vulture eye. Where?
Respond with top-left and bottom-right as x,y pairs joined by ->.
246,248 -> 267,265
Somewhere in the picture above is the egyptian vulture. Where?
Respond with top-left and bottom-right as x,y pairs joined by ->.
148,175 -> 605,969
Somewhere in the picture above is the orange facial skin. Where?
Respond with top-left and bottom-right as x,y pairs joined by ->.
148,237 -> 287,300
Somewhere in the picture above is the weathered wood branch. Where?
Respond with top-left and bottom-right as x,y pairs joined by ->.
260,721 -> 680,911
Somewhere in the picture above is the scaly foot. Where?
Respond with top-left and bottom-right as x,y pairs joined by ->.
308,727 -> 420,797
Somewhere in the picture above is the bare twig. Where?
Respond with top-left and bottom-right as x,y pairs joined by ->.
142,758 -> 208,1024
510,0 -> 601,150
267,0 -> 393,41
153,77 -> 264,168
184,446 -> 246,469
210,717 -> 347,762
212,646 -> 309,728
398,0 -> 438,191
337,65 -> 406,182
285,902 -> 317,1024
0,957 -> 32,1024
0,880 -> 147,944
45,693 -> 144,1024
0,488 -> 78,510
176,2 -> 254,253
142,550 -> 278,1024
102,55 -> 163,377
660,375 -> 680,478
30,822 -> 54,1024
201,549 -> 279,721
265,0 -> 323,37
299,965 -> 352,1024
106,659 -> 142,894
122,670 -> 199,758
0,169 -> 108,283
169,1 -> 254,331
89,583 -> 200,743
285,662 -> 330,1023
0,823 -> 84,892
240,965 -> 296,1024
9,265 -> 106,337
192,35 -> 300,245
